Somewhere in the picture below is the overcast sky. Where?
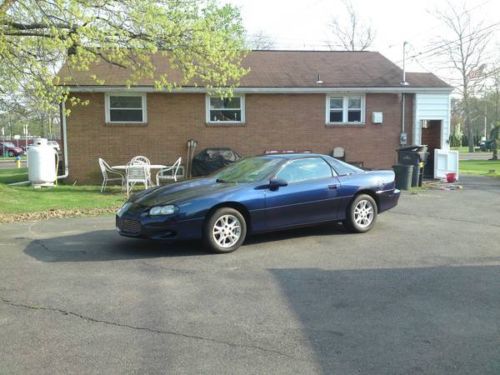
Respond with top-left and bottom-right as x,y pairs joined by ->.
223,0 -> 500,82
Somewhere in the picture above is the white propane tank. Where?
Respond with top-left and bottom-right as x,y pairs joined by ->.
28,138 -> 57,187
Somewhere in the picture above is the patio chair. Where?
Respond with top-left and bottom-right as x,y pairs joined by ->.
156,157 -> 182,185
130,155 -> 151,165
98,158 -> 125,192
129,155 -> 153,186
125,162 -> 151,197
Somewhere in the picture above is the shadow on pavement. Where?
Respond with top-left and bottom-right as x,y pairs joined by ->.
24,230 -> 207,262
270,266 -> 500,375
245,221 -> 350,245
24,222 -> 350,262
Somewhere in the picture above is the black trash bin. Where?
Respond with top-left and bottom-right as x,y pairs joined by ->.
397,145 -> 428,187
393,164 -> 413,190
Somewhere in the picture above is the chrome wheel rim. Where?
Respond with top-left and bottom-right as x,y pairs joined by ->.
212,214 -> 242,248
354,199 -> 374,228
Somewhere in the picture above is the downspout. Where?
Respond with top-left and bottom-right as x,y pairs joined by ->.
57,100 -> 69,180
400,41 -> 409,145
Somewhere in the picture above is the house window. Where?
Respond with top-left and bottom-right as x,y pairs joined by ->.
206,95 -> 245,124
105,93 -> 147,123
326,95 -> 365,124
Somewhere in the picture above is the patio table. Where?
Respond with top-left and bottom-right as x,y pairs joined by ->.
112,164 -> 167,170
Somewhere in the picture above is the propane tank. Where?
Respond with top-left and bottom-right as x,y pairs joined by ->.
28,138 -> 57,187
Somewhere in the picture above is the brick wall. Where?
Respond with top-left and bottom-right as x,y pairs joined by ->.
66,92 -> 414,183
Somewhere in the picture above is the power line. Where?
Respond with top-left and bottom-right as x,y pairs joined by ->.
394,22 -> 500,64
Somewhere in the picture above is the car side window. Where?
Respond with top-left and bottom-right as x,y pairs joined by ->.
329,158 -> 363,176
275,158 -> 333,183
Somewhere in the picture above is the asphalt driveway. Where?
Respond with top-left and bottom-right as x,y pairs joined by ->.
1,176 -> 499,374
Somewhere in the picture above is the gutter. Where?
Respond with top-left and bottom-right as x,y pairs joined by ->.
64,85 -> 454,94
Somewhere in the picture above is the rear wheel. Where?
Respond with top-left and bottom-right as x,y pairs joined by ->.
8,151 -> 14,157
204,207 -> 247,253
344,194 -> 377,233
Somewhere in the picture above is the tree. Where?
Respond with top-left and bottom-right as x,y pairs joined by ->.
327,0 -> 375,51
246,30 -> 275,50
433,2 -> 491,152
0,0 -> 248,112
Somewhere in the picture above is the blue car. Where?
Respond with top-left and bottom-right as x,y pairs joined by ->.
116,154 -> 400,253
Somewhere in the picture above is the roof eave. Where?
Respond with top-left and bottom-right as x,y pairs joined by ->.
64,85 -> 454,94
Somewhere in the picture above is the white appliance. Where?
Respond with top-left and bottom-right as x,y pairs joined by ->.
434,149 -> 459,180
28,138 -> 58,187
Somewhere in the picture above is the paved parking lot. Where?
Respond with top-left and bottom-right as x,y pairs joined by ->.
1,176 -> 499,374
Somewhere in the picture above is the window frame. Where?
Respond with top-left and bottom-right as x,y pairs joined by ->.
105,92 -> 147,124
325,94 -> 365,125
206,95 -> 245,124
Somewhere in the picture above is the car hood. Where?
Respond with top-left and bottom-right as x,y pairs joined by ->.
131,178 -> 244,207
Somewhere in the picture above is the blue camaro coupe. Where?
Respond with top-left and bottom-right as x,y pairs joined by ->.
116,154 -> 400,253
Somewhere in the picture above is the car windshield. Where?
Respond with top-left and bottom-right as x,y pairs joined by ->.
2,142 -> 15,148
213,157 -> 282,183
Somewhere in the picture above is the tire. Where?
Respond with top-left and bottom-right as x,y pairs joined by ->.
204,207 -> 247,253
8,151 -> 14,157
344,194 -> 377,233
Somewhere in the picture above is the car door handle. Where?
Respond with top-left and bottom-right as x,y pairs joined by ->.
328,184 -> 338,190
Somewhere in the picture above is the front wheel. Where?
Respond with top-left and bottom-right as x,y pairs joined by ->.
204,207 -> 247,253
344,194 -> 377,233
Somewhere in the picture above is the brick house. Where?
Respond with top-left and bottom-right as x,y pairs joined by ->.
58,51 -> 452,183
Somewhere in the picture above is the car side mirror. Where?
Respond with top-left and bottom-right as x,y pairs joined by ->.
269,178 -> 288,191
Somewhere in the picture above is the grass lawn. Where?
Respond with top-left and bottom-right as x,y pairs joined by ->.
451,146 -> 469,153
0,168 -> 126,218
460,160 -> 500,177
0,168 -> 29,184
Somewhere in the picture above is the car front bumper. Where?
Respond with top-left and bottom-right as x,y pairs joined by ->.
116,214 -> 204,241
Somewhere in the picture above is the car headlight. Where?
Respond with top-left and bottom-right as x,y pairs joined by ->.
117,202 -> 132,217
149,205 -> 177,216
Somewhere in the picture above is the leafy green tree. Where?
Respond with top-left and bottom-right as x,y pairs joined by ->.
0,0 -> 248,112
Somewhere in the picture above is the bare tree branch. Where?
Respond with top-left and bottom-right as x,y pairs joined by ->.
327,0 -> 375,51
434,1 -> 491,152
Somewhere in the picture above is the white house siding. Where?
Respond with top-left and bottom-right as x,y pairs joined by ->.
413,92 -> 451,148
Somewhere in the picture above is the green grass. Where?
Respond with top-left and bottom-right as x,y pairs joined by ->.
460,160 -> 500,176
0,168 -> 28,184
0,168 -> 126,215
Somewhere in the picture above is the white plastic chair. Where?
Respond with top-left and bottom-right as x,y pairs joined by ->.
126,162 -> 150,197
98,158 -> 125,192
129,155 -> 153,186
156,157 -> 182,185
130,155 -> 151,165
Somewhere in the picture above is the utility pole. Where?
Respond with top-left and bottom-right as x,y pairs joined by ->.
483,102 -> 487,139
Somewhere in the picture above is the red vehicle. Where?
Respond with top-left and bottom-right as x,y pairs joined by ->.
0,141 -> 24,157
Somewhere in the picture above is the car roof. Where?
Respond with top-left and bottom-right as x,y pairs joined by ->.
258,153 -> 329,160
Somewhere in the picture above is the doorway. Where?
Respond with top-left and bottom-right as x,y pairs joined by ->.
421,120 -> 442,177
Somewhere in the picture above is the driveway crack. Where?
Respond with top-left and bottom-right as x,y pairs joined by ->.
0,296 -> 305,362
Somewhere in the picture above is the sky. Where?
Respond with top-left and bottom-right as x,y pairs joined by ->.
222,0 -> 500,82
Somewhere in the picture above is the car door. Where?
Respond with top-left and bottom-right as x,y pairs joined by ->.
264,157 -> 341,229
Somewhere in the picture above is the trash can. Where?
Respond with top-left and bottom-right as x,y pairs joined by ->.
393,164 -> 413,190
397,145 -> 429,187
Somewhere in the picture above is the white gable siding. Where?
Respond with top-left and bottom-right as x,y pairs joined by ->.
413,92 -> 451,148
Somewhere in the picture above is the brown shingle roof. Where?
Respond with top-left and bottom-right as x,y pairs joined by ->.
58,50 -> 451,89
